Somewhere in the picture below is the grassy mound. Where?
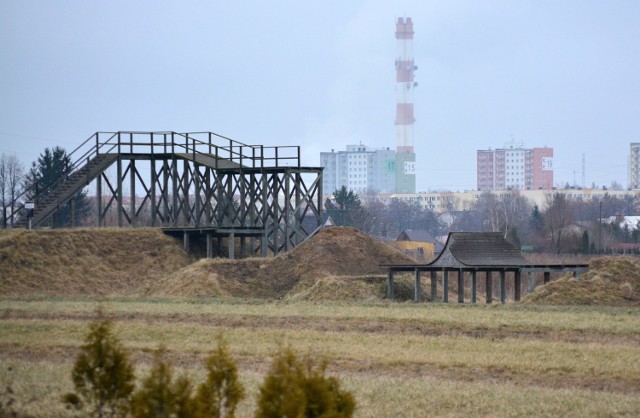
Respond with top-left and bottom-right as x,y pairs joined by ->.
149,227 -> 416,300
524,256 -> 640,306
0,228 -> 192,296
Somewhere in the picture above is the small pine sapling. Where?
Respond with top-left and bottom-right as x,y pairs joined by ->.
130,347 -> 196,418
63,307 -> 135,418
193,335 -> 245,418
255,345 -> 356,418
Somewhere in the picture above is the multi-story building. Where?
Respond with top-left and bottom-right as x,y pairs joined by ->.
477,142 -> 553,191
628,143 -> 640,189
320,145 -> 397,195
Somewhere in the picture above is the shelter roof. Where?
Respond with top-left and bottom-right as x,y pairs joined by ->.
428,232 -> 528,268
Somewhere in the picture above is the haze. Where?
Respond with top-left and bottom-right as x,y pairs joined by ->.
1,0 -> 638,191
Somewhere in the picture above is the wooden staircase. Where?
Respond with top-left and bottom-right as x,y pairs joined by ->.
18,154 -> 118,228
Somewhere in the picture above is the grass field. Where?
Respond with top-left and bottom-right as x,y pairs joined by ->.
1,297 -> 639,417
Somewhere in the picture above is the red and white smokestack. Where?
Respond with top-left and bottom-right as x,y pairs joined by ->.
395,17 -> 416,154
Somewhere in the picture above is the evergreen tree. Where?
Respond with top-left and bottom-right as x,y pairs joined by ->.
131,347 -> 196,418
193,335 -> 245,418
325,186 -> 367,228
23,146 -> 90,226
255,346 -> 355,418
63,308 -> 135,418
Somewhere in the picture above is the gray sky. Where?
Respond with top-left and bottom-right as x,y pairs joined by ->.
1,0 -> 638,192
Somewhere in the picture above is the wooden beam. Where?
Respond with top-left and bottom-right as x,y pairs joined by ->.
486,271 -> 493,304
457,269 -> 464,303
414,268 -> 421,303
471,270 -> 477,304
442,269 -> 449,303
500,270 -> 506,304
515,269 -> 521,302
430,270 -> 437,303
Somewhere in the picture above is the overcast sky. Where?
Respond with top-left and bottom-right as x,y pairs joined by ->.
1,0 -> 639,192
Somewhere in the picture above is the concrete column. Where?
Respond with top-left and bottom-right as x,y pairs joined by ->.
544,271 -> 551,284
500,270 -> 506,304
514,270 -> 521,302
527,271 -> 536,293
387,270 -> 394,299
206,233 -> 213,258
414,269 -> 421,303
183,232 -> 190,253
486,271 -> 493,304
228,232 -> 235,259
471,270 -> 477,304
430,270 -> 437,303
442,269 -> 449,303
457,270 -> 464,303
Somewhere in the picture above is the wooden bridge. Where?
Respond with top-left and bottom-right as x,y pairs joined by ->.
383,232 -> 589,303
9,131 -> 323,257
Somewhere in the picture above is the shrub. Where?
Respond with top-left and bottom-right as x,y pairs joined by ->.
255,346 -> 355,418
63,308 -> 135,418
193,335 -> 245,418
130,348 -> 195,418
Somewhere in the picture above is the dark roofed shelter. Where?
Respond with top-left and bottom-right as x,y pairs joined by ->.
382,232 -> 589,304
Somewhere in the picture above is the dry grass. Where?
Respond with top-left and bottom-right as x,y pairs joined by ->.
1,298 -> 639,417
525,256 -> 640,306
0,228 -> 193,296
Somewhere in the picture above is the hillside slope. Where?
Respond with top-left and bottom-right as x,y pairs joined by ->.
523,256 -> 640,306
0,228 -> 192,296
147,227 -> 417,299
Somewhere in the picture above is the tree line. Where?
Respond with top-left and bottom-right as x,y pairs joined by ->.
325,186 -> 640,254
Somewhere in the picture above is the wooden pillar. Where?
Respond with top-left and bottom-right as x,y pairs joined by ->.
471,270 -> 477,304
457,269 -> 464,303
228,232 -> 235,260
514,269 -> 521,302
544,271 -> 551,284
486,271 -> 493,304
206,233 -> 213,258
117,157 -> 123,227
414,269 -> 421,303
442,269 -> 449,303
573,270 -> 580,281
96,173 -> 103,227
527,271 -> 536,293
499,270 -> 506,304
430,270 -> 437,303
130,160 -> 136,226
387,270 -> 394,299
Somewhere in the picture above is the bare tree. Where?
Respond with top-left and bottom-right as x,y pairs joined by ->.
544,192 -> 575,253
0,154 -> 24,228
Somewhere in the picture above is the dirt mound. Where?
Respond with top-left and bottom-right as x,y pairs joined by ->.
150,227 -> 416,299
0,228 -> 192,296
524,256 -> 640,306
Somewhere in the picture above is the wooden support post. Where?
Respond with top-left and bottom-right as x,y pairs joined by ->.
414,269 -> 421,303
514,269 -> 521,302
457,269 -> 464,303
387,270 -> 394,299
206,233 -> 213,258
96,173 -> 102,227
499,270 -> 506,304
240,237 -> 246,259
442,269 -> 449,303
486,271 -> 493,304
430,270 -> 437,302
471,270 -> 477,304
544,271 -> 551,284
228,232 -> 235,260
130,160 -> 136,226
261,234 -> 268,257
117,157 -> 123,227
527,271 -> 535,293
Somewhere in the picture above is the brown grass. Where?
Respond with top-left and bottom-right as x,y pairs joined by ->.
524,256 -> 640,306
0,228 -> 193,296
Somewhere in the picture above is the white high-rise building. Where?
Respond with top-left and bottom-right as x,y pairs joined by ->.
320,145 -> 397,196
